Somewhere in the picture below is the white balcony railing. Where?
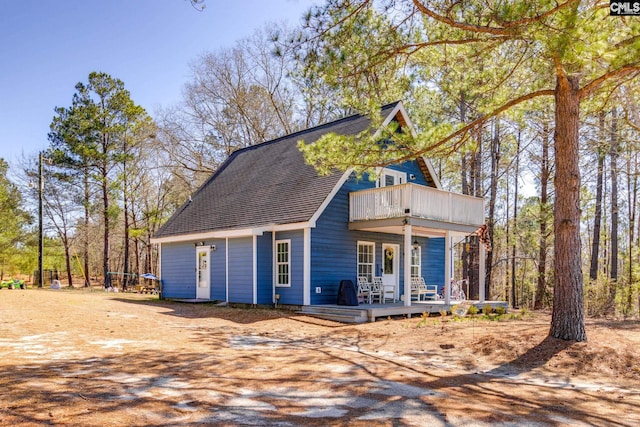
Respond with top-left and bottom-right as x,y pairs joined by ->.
349,183 -> 484,226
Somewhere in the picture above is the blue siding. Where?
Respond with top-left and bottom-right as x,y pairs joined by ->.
160,159 -> 441,305
422,237 -> 445,293
310,167 -> 446,304
387,160 -> 432,187
256,233 -> 273,305
311,173 -> 409,304
228,237 -> 254,304
209,239 -> 227,301
161,240 -> 228,300
161,242 -> 196,299
274,230 -> 304,305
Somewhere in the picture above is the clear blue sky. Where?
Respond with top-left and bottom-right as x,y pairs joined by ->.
0,0 -> 314,167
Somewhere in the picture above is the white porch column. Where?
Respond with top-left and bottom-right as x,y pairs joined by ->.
479,243 -> 486,303
444,231 -> 452,306
253,235 -> 258,305
225,237 -> 229,303
404,223 -> 412,307
303,227 -> 311,306
157,243 -> 163,299
272,232 -> 276,303
157,243 -> 162,279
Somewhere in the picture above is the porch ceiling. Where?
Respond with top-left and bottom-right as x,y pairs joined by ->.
349,216 -> 479,237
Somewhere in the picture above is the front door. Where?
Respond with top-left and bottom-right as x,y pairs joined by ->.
196,247 -> 210,300
382,243 -> 399,301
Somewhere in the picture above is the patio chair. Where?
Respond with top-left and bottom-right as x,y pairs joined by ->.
357,276 -> 373,304
371,276 -> 387,304
410,276 -> 428,301
373,276 -> 396,304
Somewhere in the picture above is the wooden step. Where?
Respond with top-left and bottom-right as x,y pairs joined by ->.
298,306 -> 368,324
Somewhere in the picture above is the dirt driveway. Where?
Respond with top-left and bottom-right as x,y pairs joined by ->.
0,289 -> 638,426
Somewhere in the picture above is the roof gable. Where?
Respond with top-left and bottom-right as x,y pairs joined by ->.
154,102 -> 403,239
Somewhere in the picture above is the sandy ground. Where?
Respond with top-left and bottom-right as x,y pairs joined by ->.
0,288 -> 638,426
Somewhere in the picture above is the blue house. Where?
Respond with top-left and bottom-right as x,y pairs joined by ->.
151,102 -> 487,308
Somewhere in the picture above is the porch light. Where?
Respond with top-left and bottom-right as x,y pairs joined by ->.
412,239 -> 420,248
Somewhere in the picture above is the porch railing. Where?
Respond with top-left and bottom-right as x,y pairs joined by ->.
349,183 -> 484,226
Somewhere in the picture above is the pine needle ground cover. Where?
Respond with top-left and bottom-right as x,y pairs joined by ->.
0,290 -> 638,426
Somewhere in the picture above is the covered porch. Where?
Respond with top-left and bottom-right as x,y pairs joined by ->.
349,182 -> 488,306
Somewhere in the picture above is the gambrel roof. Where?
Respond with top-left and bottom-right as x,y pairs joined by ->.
153,101 -> 439,240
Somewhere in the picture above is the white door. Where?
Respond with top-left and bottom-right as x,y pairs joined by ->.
382,243 -> 399,301
196,247 -> 210,300
377,169 -> 407,217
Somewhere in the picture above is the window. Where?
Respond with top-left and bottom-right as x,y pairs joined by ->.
376,168 -> 407,188
411,246 -> 421,277
276,240 -> 290,287
357,242 -> 375,281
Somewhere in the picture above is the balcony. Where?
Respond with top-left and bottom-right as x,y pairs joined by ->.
349,183 -> 484,229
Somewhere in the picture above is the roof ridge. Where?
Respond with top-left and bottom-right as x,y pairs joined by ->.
230,101 -> 401,156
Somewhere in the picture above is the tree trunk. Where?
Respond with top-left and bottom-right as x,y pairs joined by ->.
628,151 -> 638,313
122,156 -> 130,292
549,73 -> 586,342
609,107 -> 619,308
102,160 -> 111,289
534,119 -> 550,310
83,167 -> 91,287
63,235 -> 73,288
589,112 -> 605,282
511,128 -> 520,308
505,170 -> 511,305
486,118 -> 501,300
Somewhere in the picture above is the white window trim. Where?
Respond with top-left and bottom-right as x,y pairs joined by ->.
275,239 -> 291,288
376,167 -> 407,188
357,241 -> 375,281
411,246 -> 422,277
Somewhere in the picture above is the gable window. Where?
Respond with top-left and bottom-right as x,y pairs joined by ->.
276,239 -> 291,287
357,241 -> 375,281
377,168 -> 407,188
411,246 -> 421,277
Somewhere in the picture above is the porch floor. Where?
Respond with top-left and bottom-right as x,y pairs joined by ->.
299,300 -> 508,324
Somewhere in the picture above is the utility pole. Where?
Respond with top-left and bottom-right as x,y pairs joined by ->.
38,151 -> 44,288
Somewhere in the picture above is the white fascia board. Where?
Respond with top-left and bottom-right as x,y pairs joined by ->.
381,101 -> 443,190
421,155 -> 442,189
151,228 -> 265,244
268,222 -> 313,232
150,222 -> 314,244
309,102 -> 412,227
308,170 -> 352,227
382,101 -> 415,137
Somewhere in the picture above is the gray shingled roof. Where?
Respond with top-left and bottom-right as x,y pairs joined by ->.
154,102 -> 400,238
